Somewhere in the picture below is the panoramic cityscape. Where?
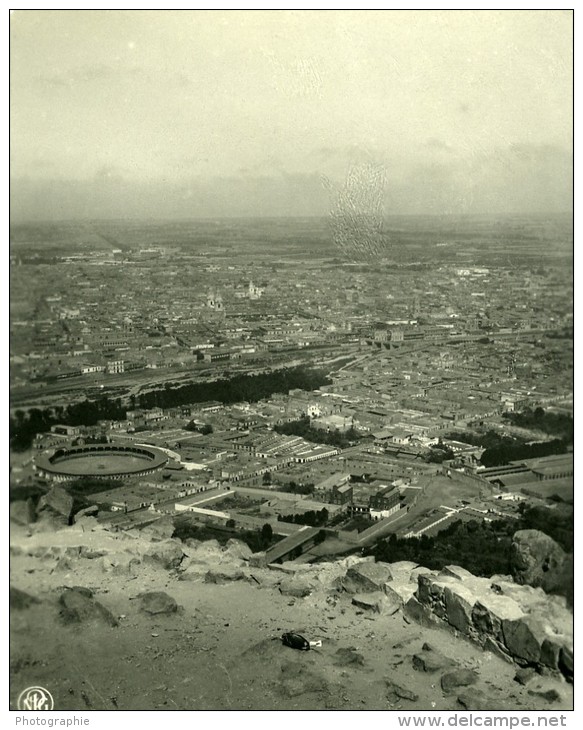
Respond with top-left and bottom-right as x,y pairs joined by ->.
9,9 -> 573,717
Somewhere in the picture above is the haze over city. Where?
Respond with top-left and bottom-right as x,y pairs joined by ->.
10,9 -> 573,220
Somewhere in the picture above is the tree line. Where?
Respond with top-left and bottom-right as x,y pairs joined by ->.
10,366 -> 331,450
502,407 -> 573,441
444,426 -> 571,468
277,507 -> 329,527
367,505 -> 573,605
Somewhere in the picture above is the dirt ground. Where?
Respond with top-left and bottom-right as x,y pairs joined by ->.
9,538 -> 573,712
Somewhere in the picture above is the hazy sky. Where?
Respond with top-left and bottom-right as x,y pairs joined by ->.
10,9 -> 573,220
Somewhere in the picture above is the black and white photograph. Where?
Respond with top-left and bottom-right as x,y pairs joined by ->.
9,8 -> 574,715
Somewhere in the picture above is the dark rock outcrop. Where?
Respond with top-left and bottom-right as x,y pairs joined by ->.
222,539 -> 253,561
205,566 -> 248,584
441,669 -> 479,693
411,562 -> 573,681
249,551 -> 267,568
341,561 -> 393,594
412,643 -> 456,673
502,614 -> 548,665
514,667 -> 536,685
352,591 -> 400,615
37,487 -> 74,525
138,591 -> 178,615
59,587 -> 118,627
10,499 -> 36,525
510,530 -> 566,590
139,517 -> 176,542
143,539 -> 185,569
457,688 -> 505,711
385,678 -> 419,702
279,575 -> 315,597
10,587 -> 40,610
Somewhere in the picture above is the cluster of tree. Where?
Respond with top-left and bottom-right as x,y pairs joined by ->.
72,434 -> 109,445
172,516 -> 277,552
185,421 -> 213,435
10,366 -> 330,451
9,480 -> 101,523
9,484 -> 46,504
424,441 -> 455,464
545,328 -> 573,340
335,514 -> 373,532
517,503 -> 573,552
502,407 -> 573,441
65,477 -> 118,497
480,438 -> 569,468
10,397 -> 126,451
277,507 -> 329,527
277,481 -> 315,495
367,519 -> 517,577
443,427 -> 571,468
274,415 -> 362,449
135,367 -> 331,411
445,429 -> 515,450
367,506 -> 573,602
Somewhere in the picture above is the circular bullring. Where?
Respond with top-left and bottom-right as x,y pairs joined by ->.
35,443 -> 169,481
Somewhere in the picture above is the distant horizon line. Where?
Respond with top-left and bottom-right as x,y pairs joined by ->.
9,211 -> 574,226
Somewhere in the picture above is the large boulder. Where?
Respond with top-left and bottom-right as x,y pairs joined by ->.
385,678 -> 419,703
100,554 -> 141,576
471,594 -> 525,644
59,587 -> 118,627
559,644 -> 573,680
10,587 -> 40,610
36,486 -> 74,525
204,566 -> 248,584
502,614 -> 549,665
10,499 -> 36,525
143,539 -> 185,569
388,560 -> 419,573
342,561 -> 393,594
178,562 -> 209,581
279,575 -> 316,597
337,555 -> 375,569
181,539 -> 225,568
510,530 -> 566,589
249,551 -> 267,568
416,573 -> 448,620
352,592 -> 400,615
444,583 -> 476,635
441,669 -> 479,693
138,591 -> 178,615
412,643 -> 457,673
222,539 -> 253,561
457,688 -> 506,711
383,580 -> 417,606
139,517 -> 176,541
191,539 -> 223,558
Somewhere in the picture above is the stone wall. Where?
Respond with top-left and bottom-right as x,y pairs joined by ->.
405,565 -> 573,681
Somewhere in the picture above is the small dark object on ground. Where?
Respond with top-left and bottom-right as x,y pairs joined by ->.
281,632 -> 310,651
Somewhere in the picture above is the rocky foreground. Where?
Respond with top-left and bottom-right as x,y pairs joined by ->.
10,516 -> 573,711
